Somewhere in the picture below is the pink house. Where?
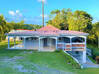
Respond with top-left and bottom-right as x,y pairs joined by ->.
6,25 -> 89,63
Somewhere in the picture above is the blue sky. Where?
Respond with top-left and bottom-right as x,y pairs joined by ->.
0,0 -> 99,25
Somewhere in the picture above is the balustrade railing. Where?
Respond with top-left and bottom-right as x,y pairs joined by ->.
57,42 -> 85,51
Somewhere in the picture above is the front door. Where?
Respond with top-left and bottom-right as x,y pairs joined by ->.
43,38 -> 48,47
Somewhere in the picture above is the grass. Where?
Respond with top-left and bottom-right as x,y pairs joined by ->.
0,41 -> 99,74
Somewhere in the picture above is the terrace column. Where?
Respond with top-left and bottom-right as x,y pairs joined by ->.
70,37 -> 72,50
56,37 -> 58,50
39,37 -> 41,51
8,36 -> 10,49
82,37 -> 87,63
83,51 -> 86,63
23,37 -> 26,49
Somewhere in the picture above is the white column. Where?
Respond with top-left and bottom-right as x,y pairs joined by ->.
39,37 -> 41,51
70,37 -> 72,50
83,51 -> 86,63
56,37 -> 58,50
24,37 -> 26,49
8,36 -> 10,49
82,37 -> 87,63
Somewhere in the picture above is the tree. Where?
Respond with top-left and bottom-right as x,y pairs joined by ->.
0,15 -> 7,41
68,10 -> 93,32
47,9 -> 71,30
93,22 -> 99,48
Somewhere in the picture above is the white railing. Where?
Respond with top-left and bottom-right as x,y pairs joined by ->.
57,42 -> 85,51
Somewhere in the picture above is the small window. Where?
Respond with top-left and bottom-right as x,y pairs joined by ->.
72,37 -> 85,43
58,37 -> 70,43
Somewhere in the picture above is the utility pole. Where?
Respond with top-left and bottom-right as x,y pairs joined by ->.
42,0 -> 44,27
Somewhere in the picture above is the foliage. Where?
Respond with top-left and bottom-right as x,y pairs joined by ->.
47,9 -> 93,32
68,10 -> 93,32
93,22 -> 99,48
47,9 -> 71,30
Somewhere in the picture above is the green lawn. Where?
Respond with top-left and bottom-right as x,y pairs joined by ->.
0,41 -> 99,74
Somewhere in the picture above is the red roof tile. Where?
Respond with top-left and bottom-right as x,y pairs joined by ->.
37,25 -> 60,32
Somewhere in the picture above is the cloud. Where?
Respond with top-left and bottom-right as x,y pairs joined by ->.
8,10 -> 22,17
16,10 -> 20,13
9,11 -> 15,16
7,10 -> 24,23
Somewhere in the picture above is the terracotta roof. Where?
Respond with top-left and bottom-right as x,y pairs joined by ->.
37,25 -> 60,32
6,25 -> 89,36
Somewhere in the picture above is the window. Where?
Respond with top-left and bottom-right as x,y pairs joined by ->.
58,37 -> 70,43
72,37 -> 85,43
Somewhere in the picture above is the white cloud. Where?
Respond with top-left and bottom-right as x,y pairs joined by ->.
9,11 -> 15,16
40,14 -> 48,18
8,10 -> 22,17
16,10 -> 20,13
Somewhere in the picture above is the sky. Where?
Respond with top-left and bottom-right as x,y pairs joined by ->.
0,0 -> 99,25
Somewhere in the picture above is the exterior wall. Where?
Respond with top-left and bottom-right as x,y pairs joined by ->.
24,39 -> 39,50
23,38 -> 56,51
40,38 -> 56,51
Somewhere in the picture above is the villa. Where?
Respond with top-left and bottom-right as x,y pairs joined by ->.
6,25 -> 89,63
